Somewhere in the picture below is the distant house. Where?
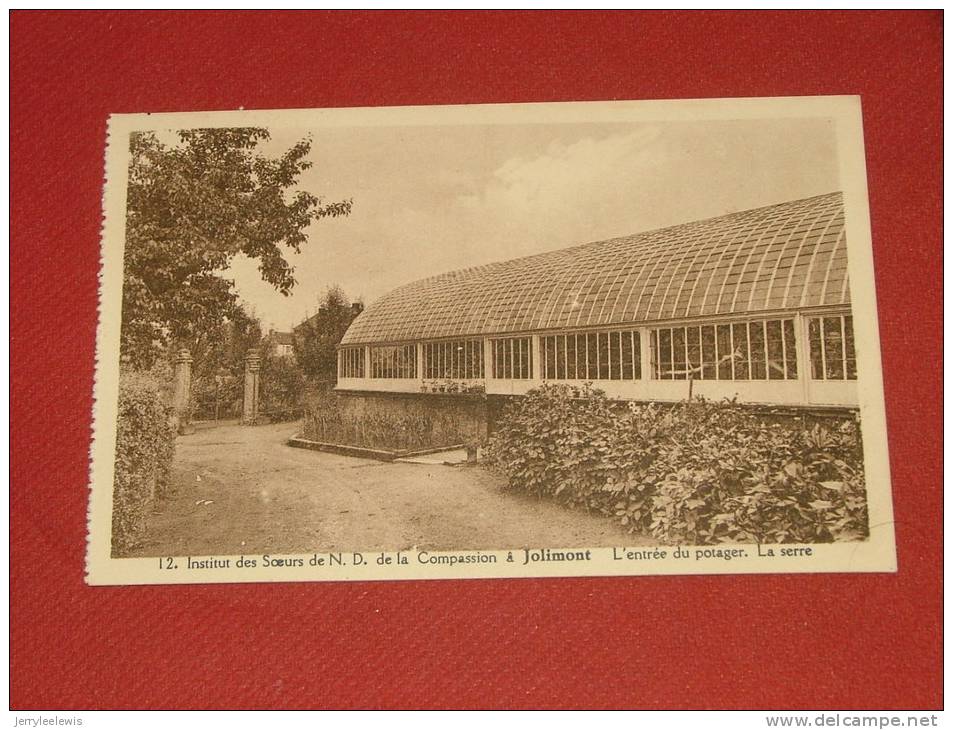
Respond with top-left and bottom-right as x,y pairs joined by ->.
291,300 -> 365,384
294,301 -> 365,337
268,330 -> 296,359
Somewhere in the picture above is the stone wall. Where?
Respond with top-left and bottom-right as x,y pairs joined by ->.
303,390 -> 490,451
309,390 -> 855,452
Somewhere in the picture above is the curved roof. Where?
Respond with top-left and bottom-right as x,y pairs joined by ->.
342,192 -> 850,345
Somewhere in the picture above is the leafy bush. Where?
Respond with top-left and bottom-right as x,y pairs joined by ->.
484,384 -> 868,544
111,371 -> 176,555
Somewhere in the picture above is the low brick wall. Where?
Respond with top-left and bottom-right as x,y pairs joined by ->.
304,389 -> 490,450
311,390 -> 855,451
486,393 -> 854,432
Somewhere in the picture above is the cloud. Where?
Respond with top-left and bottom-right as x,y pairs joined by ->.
226,119 -> 838,329
451,127 -> 667,260
307,128 -> 673,315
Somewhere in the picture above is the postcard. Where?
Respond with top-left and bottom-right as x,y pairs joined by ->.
86,96 -> 896,584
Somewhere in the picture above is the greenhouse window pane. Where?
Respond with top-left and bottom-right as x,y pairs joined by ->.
767,320 -> 785,380
609,331 -> 622,380
701,326 -> 716,380
687,326 -> 701,380
567,335 -> 577,379
844,316 -> 857,380
732,322 -> 749,380
782,319 -> 797,379
748,321 -> 766,380
621,331 -> 633,380
598,332 -> 610,380
586,333 -> 598,380
672,327 -> 687,380
823,316 -> 844,379
717,325 -> 733,380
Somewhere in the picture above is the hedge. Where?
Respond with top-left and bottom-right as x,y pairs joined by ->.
484,384 -> 868,545
111,371 -> 176,555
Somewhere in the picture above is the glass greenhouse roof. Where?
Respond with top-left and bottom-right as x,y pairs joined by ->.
341,192 -> 850,345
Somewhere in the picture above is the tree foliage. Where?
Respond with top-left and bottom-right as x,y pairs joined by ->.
293,285 -> 362,384
121,127 -> 351,367
189,306 -> 264,420
192,306 -> 263,382
258,351 -> 306,422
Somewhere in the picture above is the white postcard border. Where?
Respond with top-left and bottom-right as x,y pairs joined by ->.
87,96 -> 897,586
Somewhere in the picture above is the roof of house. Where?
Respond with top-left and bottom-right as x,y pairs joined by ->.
341,192 -> 850,345
269,331 -> 295,346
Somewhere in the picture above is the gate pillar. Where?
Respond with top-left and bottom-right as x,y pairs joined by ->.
172,348 -> 193,434
242,349 -> 262,425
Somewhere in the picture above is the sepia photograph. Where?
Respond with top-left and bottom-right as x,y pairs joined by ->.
14,9 -> 939,716
86,97 -> 896,584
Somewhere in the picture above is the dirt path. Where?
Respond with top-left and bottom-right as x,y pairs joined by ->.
130,421 -> 647,557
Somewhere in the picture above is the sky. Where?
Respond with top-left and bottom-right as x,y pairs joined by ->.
222,116 -> 840,332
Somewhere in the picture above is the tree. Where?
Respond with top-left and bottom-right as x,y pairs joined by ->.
258,348 -> 306,422
293,286 -> 362,385
188,305 -> 264,420
188,303 -> 307,421
191,305 -> 263,380
121,127 -> 352,368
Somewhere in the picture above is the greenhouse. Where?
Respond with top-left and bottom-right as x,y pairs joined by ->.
337,191 -> 857,409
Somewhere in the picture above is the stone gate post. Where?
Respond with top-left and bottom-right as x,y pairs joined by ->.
243,348 -> 262,425
172,348 -> 193,434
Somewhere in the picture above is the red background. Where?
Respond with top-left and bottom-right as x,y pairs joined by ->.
10,11 -> 943,709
